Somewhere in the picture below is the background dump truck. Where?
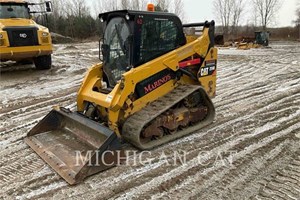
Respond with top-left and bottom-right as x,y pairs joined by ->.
0,0 -> 53,69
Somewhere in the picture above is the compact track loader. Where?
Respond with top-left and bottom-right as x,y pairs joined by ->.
25,9 -> 217,184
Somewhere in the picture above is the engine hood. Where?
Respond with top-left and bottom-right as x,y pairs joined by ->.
0,18 -> 48,32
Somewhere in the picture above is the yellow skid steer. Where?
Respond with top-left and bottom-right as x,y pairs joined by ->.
25,9 -> 217,184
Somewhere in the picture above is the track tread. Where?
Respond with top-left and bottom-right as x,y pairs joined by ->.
122,84 -> 215,149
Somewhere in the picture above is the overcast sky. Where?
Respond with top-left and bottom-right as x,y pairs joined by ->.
184,0 -> 298,27
88,0 -> 299,27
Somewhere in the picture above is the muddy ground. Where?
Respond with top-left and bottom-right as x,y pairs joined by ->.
0,41 -> 299,199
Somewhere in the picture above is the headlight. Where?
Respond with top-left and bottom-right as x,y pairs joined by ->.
0,34 -> 3,39
42,32 -> 49,37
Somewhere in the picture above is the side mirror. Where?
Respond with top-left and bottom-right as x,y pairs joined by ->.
45,1 -> 52,12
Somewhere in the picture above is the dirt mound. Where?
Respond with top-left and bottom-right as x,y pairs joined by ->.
63,45 -> 78,50
51,32 -> 74,44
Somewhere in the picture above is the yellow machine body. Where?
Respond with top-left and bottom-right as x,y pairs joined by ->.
25,10 -> 217,184
77,29 -> 217,136
0,0 -> 52,62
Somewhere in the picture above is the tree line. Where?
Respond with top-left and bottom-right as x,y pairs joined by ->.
35,0 -> 299,41
36,0 -> 185,40
213,0 -> 300,40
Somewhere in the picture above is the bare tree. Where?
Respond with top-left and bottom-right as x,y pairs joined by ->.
231,0 -> 244,37
172,0 -> 185,21
155,0 -> 170,12
213,0 -> 234,36
295,2 -> 300,39
69,0 -> 90,17
213,0 -> 245,38
48,0 -> 64,32
296,1 -> 300,22
252,0 -> 282,30
62,0 -> 77,16
51,0 -> 65,17
252,3 -> 259,27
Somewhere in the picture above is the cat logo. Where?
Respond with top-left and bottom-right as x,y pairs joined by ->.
19,33 -> 27,38
201,67 -> 209,76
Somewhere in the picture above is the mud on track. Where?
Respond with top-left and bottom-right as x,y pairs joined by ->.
0,41 -> 299,199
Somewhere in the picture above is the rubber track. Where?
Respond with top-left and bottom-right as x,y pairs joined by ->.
122,84 -> 215,149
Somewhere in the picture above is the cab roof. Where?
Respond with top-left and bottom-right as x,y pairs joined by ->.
99,10 -> 179,21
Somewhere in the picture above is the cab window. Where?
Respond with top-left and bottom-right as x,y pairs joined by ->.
136,17 -> 183,66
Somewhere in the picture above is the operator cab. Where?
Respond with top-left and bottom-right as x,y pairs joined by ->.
99,10 -> 186,87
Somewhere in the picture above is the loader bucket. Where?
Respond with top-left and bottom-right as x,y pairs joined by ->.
25,107 -> 123,185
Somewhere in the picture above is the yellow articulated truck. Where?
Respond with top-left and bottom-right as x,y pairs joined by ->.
0,0 -> 53,69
